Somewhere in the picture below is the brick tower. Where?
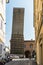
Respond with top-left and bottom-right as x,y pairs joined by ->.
10,8 -> 24,54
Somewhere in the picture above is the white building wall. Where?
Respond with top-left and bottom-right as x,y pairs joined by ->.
0,0 -> 6,59
0,0 -> 6,43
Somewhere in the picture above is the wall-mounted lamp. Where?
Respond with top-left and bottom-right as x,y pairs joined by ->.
5,23 -> 6,24
6,0 -> 9,3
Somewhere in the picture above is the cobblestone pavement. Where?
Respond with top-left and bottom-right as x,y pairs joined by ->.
5,58 -> 37,65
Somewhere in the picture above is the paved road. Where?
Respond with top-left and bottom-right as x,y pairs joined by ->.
5,58 -> 37,65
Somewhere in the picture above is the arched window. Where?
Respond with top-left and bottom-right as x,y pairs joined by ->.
30,44 -> 33,48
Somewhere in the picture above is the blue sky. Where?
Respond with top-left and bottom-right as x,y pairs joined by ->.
6,0 -> 35,47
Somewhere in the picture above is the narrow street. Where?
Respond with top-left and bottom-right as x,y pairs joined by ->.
5,58 -> 37,65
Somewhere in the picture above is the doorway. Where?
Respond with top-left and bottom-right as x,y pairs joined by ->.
25,50 -> 31,58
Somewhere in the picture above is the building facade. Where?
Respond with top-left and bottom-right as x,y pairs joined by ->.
34,0 -> 43,65
0,0 -> 6,44
0,0 -> 6,58
10,8 -> 24,54
24,40 -> 36,53
24,40 -> 36,58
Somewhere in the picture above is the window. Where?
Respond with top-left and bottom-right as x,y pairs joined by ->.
0,21 -> 1,29
0,44 -> 2,54
30,44 -> 33,48
42,3 -> 43,12
0,20 -> 3,30
41,3 -> 43,26
41,15 -> 43,26
37,13 -> 39,20
39,37 -> 42,43
3,48 -> 5,51
0,17 -> 3,31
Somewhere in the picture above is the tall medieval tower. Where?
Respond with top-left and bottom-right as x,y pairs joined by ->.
10,8 -> 24,54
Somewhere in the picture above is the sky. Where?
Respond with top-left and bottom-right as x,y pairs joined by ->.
6,0 -> 35,47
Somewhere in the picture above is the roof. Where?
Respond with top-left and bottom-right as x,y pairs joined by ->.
24,40 -> 35,42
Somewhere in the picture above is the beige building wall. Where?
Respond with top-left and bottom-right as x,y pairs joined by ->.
34,0 -> 43,65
